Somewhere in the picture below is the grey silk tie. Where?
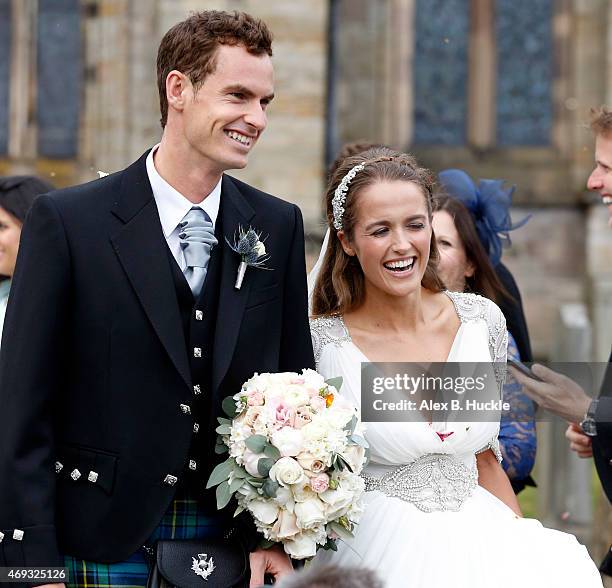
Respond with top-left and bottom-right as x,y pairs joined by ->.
179,208 -> 218,297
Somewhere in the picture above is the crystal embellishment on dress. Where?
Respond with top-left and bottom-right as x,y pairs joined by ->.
55,461 -> 63,474
70,468 -> 81,481
88,471 -> 99,483
0,531 -> 4,543
361,454 -> 478,513
180,403 -> 191,415
191,553 -> 215,580
163,474 -> 178,486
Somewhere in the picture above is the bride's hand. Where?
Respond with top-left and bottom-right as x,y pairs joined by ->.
249,544 -> 293,587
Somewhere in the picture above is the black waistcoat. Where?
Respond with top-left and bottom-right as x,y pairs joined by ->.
167,212 -> 225,513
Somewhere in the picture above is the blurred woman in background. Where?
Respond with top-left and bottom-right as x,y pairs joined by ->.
0,176 -> 54,342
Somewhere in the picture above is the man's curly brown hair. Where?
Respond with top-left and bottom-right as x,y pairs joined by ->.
156,10 -> 273,128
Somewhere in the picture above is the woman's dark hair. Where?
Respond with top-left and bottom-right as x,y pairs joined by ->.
0,176 -> 54,223
432,194 -> 512,305
312,147 -> 444,317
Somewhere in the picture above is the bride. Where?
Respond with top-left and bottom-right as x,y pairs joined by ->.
307,147 -> 602,587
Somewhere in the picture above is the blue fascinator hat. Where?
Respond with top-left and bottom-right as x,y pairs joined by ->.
437,169 -> 530,267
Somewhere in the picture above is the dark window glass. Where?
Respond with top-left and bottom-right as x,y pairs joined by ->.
495,0 -> 553,145
0,0 -> 11,155
37,0 -> 81,158
413,0 -> 469,145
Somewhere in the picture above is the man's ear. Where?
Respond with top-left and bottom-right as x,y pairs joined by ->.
166,70 -> 190,113
337,230 -> 356,257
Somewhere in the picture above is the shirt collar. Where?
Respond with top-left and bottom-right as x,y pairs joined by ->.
146,144 -> 222,238
0,279 -> 10,300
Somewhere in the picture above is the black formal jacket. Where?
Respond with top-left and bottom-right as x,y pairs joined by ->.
0,152 -> 315,568
594,350 -> 612,502
495,262 -> 532,363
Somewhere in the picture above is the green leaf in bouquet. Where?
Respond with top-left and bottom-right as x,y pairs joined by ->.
257,457 -> 276,477
344,414 -> 358,435
348,434 -> 368,448
258,538 -> 276,550
217,416 -> 232,425
336,454 -> 353,473
249,479 -> 264,488
262,478 -> 280,498
234,504 -> 245,517
222,396 -> 239,418
229,476 -> 245,494
325,376 -> 343,392
329,521 -> 354,542
245,434 -> 268,454
215,424 -> 232,435
216,480 -> 233,509
322,538 -> 338,551
233,467 -> 248,479
206,458 -> 235,488
263,444 -> 281,460
215,442 -> 229,455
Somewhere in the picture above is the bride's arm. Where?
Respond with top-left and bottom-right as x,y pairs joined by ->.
476,449 -> 523,517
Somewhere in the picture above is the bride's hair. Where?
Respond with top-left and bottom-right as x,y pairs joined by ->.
311,147 -> 444,316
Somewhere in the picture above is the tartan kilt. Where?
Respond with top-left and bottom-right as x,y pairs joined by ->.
64,487 -> 225,588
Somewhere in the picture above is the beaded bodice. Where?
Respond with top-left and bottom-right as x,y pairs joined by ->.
309,291 -> 508,512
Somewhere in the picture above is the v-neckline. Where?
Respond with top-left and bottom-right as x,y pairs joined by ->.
339,290 -> 465,364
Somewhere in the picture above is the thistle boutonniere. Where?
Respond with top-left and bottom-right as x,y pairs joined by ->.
226,225 -> 270,289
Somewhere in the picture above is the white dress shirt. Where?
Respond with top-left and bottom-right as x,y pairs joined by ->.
146,144 -> 221,271
0,279 -> 10,346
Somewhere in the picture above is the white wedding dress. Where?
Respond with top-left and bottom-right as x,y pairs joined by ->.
309,292 -> 602,587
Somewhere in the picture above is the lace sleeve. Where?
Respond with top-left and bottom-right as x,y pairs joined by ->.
485,299 -> 508,398
476,298 -> 509,464
309,316 -> 350,367
499,333 -> 537,481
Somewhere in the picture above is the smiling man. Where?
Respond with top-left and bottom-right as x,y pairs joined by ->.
0,10 -> 314,588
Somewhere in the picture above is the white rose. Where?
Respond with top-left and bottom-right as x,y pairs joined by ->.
283,531 -> 319,560
296,452 -> 326,474
271,427 -> 304,457
269,457 -> 305,487
248,499 -> 280,525
242,449 -> 265,478
319,487 -> 353,520
342,445 -> 366,474
282,384 -> 310,408
254,241 -> 266,256
294,497 -> 327,529
270,510 -> 300,540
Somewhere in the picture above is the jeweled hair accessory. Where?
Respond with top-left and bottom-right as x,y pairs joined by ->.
438,169 -> 530,266
332,163 -> 365,230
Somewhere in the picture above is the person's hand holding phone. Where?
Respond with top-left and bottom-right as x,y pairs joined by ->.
509,363 -> 591,423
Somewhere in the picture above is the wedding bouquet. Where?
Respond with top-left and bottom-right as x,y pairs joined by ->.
206,369 -> 368,559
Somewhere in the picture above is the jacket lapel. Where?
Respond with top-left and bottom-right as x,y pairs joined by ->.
212,176 -> 255,392
110,153 -> 191,389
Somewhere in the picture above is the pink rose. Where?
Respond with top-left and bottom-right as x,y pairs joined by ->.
310,473 -> 330,493
247,391 -> 264,406
275,405 -> 295,428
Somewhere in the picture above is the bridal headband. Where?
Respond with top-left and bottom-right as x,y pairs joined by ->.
332,162 -> 365,230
